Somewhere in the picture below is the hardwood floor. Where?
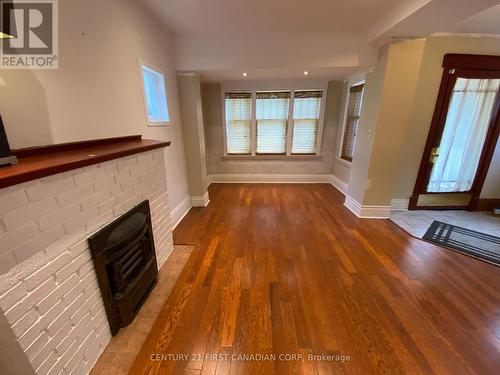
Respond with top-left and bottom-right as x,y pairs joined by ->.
129,184 -> 500,374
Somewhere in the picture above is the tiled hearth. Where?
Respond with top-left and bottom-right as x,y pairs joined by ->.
0,147 -> 174,375
91,245 -> 193,375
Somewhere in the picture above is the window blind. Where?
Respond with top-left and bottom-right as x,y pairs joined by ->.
256,91 -> 290,154
225,92 -> 252,154
292,90 -> 322,154
341,84 -> 364,161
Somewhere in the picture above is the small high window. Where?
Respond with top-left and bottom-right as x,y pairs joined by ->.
140,64 -> 170,125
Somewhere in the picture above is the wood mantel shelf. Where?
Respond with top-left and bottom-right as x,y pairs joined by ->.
0,135 -> 170,189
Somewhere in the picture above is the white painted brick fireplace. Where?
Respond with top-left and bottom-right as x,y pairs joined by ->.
0,148 -> 174,375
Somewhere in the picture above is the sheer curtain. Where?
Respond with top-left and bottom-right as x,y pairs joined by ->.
427,78 -> 500,193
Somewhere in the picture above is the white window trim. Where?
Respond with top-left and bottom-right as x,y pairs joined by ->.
251,91 -> 257,155
285,90 -> 295,156
338,80 -> 365,163
314,89 -> 327,156
336,156 -> 352,167
222,154 -> 322,161
221,84 -> 228,155
138,58 -> 170,127
222,86 -> 327,157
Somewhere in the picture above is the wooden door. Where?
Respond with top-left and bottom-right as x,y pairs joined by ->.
410,54 -> 500,210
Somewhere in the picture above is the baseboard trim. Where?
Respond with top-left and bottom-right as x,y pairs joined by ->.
170,195 -> 191,228
207,173 -> 332,184
330,175 -> 348,195
344,195 -> 391,219
191,191 -> 210,207
344,195 -> 363,217
390,198 -> 409,211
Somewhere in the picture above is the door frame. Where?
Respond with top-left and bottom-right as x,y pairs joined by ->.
409,54 -> 500,210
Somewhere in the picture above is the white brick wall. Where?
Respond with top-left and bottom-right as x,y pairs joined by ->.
0,149 -> 174,375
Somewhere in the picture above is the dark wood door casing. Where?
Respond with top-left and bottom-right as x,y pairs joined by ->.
409,54 -> 500,210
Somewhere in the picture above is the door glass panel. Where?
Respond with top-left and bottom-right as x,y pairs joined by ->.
427,78 -> 500,192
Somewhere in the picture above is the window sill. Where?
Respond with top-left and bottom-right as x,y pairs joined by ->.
147,120 -> 170,127
336,157 -> 352,167
223,154 -> 322,161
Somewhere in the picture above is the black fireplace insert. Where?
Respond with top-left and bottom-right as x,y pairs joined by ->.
88,200 -> 158,335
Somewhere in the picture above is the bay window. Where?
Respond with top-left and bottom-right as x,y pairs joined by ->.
224,88 -> 324,156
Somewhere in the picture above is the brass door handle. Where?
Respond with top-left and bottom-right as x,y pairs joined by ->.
430,147 -> 439,163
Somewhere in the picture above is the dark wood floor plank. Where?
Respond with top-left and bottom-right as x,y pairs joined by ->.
129,184 -> 500,375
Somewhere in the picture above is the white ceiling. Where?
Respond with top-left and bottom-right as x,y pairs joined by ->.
142,0 -> 500,81
370,0 -> 500,42
196,67 -> 360,82
143,0 -> 401,34
441,3 -> 500,35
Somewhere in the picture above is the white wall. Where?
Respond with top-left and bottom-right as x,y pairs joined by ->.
481,140 -> 500,199
346,36 -> 500,209
0,0 -> 189,212
362,39 -> 426,206
391,35 -> 500,201
0,310 -> 35,375
177,73 -> 209,200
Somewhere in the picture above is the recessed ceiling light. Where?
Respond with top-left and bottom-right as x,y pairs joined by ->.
243,72 -> 247,77
304,71 -> 309,76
